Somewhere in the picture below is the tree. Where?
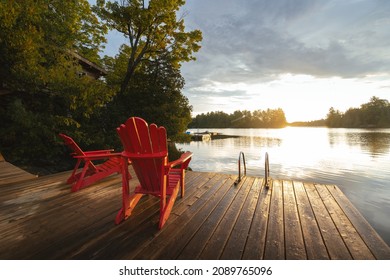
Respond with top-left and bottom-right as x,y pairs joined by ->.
93,0 -> 202,144
343,108 -> 361,128
101,48 -> 192,144
326,107 -> 343,127
326,97 -> 390,128
360,97 -> 390,127
94,0 -> 202,95
189,109 -> 287,128
229,110 -> 248,128
0,0 -> 113,172
0,0 -> 108,88
269,108 -> 287,128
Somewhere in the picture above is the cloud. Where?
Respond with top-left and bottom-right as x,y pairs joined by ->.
182,0 -> 390,86
93,0 -> 390,120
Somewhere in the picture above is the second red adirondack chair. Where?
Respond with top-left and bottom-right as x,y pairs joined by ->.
59,133 -> 122,192
115,117 -> 193,229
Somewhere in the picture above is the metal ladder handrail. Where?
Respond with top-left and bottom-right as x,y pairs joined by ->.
264,152 -> 270,188
235,151 -> 270,188
235,151 -> 246,185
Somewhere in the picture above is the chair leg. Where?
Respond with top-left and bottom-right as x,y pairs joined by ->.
71,163 -> 90,192
115,157 -> 142,224
67,159 -> 82,184
180,169 -> 185,198
115,193 -> 143,224
158,183 -> 179,229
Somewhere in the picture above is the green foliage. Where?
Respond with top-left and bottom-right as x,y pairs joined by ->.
189,109 -> 287,128
0,0 -> 107,85
0,0 -> 201,174
93,0 -> 200,147
326,97 -> 390,128
326,107 -> 344,127
94,0 -> 202,94
100,51 -> 193,147
0,0 -> 113,173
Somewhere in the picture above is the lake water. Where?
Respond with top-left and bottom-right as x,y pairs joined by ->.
177,127 -> 390,246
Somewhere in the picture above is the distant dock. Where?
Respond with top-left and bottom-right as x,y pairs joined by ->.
191,132 -> 211,141
190,131 -> 239,141
0,163 -> 389,259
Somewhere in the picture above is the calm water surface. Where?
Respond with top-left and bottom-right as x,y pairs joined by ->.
177,127 -> 390,246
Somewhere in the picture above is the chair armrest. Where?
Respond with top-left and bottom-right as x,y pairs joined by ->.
121,151 -> 167,159
73,152 -> 122,160
167,152 -> 193,169
83,149 -> 115,155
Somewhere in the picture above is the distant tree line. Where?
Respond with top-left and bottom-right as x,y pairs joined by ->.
289,119 -> 326,127
189,109 -> 287,128
326,97 -> 390,128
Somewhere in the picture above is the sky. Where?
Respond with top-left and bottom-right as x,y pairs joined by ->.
97,0 -> 390,122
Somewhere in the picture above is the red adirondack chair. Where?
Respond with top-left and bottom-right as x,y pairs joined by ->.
59,133 -> 122,192
116,117 -> 193,229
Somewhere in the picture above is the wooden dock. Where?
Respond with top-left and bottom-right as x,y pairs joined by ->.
0,165 -> 389,260
0,161 -> 37,186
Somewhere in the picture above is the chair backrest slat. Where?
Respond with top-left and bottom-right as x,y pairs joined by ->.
117,117 -> 168,193
59,133 -> 86,157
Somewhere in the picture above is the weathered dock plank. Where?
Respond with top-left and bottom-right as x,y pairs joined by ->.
177,176 -> 243,259
69,171 -> 216,260
293,181 -> 329,260
0,166 -> 389,260
156,174 -> 235,260
264,179 -> 285,259
0,161 -> 37,186
220,178 -> 262,260
326,184 -> 390,260
242,178 -> 270,260
283,180 -> 306,260
198,176 -> 254,259
305,182 -> 352,259
316,184 -> 375,260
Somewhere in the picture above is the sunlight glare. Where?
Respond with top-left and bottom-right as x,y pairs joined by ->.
191,74 -> 390,122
